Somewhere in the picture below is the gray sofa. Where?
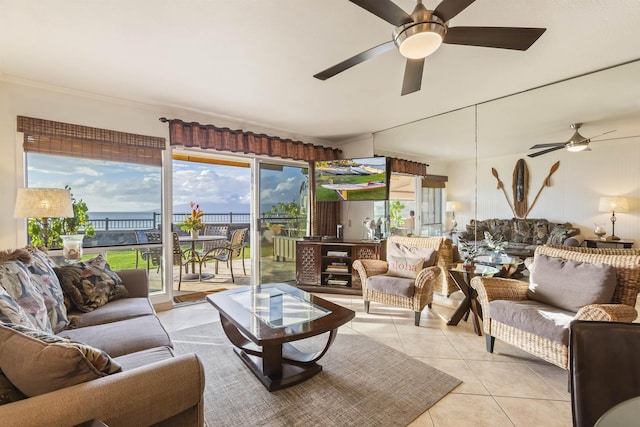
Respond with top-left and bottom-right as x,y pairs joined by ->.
0,267 -> 205,427
458,218 -> 583,258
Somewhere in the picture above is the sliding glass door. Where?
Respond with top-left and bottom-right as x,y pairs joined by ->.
257,161 -> 309,285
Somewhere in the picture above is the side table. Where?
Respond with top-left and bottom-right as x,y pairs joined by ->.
585,238 -> 634,249
447,264 -> 499,336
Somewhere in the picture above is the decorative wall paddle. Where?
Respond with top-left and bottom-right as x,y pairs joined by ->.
491,160 -> 560,219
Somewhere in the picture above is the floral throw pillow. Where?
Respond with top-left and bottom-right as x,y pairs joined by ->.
54,256 -> 127,313
24,247 -> 69,333
0,250 -> 52,333
0,285 -> 36,329
0,323 -> 121,397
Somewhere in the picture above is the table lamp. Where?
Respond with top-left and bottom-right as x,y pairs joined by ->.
598,196 -> 629,241
445,201 -> 462,233
14,188 -> 74,247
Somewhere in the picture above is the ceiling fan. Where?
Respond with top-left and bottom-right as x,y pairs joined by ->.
313,0 -> 546,96
528,123 -> 616,158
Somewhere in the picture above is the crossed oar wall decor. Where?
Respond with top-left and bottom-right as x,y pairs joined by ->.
491,160 -> 560,219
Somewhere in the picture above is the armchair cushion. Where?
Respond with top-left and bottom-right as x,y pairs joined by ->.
489,300 -> 574,344
527,254 -> 617,312
366,275 -> 415,298
387,255 -> 426,279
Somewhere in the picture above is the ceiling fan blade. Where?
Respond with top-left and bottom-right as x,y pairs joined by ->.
589,129 -> 616,140
401,58 -> 425,96
313,41 -> 396,81
529,143 -> 565,149
433,0 -> 475,22
527,146 -> 564,158
445,26 -> 546,50
348,0 -> 413,26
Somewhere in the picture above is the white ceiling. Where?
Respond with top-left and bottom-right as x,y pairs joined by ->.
1,0 -> 640,162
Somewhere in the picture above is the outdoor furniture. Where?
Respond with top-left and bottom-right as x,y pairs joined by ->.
570,321 -> 640,427
199,228 -> 248,283
472,246 -> 640,369
352,236 -> 446,326
173,232 -> 195,290
196,225 -> 229,271
141,231 -> 162,273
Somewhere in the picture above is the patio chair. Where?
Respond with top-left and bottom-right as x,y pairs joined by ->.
196,225 -> 229,272
140,231 -> 162,273
173,232 -> 194,291
200,228 -> 248,282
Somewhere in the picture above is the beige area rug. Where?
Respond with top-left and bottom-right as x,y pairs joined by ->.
171,323 -> 461,427
173,289 -> 227,304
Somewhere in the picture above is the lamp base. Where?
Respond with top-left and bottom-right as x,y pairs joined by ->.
605,235 -> 621,241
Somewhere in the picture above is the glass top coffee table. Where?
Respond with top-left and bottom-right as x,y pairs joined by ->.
207,283 -> 355,391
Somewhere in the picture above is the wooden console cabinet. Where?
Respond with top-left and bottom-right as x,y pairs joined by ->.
295,240 -> 382,295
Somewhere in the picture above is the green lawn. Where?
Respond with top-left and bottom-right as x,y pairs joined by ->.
86,244 -> 253,271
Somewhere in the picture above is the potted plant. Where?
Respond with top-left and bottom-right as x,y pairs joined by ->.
457,237 -> 478,270
27,187 -> 95,257
180,201 -> 205,238
483,231 -> 507,262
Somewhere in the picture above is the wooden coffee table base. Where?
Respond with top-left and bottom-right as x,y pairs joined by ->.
220,315 -> 337,391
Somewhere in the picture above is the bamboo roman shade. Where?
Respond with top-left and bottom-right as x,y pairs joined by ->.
17,116 -> 165,166
388,157 -> 428,176
422,174 -> 448,188
164,118 -> 341,162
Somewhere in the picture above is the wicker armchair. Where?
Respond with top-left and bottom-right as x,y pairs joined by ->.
353,236 -> 446,326
472,245 -> 640,369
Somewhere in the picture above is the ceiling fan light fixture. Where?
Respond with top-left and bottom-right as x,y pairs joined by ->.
396,24 -> 445,58
566,141 -> 590,152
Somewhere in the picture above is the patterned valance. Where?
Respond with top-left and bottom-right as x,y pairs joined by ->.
163,118 -> 341,162
388,157 -> 429,176
17,116 -> 165,166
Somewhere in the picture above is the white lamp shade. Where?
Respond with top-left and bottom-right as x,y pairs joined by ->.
446,201 -> 462,212
598,197 -> 629,213
14,188 -> 74,219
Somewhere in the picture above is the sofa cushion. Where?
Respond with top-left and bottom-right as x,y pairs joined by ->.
59,314 -> 173,357
70,297 -> 155,328
0,323 -> 121,397
24,247 -> 69,333
489,299 -> 574,344
54,256 -> 128,313
0,371 -> 25,405
0,285 -> 36,329
0,252 -> 51,332
114,346 -> 174,371
366,275 -> 415,298
387,255 -> 426,279
527,254 -> 617,312
387,243 -> 437,266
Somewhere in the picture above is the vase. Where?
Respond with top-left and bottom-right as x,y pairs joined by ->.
191,229 -> 199,239
489,251 -> 503,263
61,234 -> 84,263
594,223 -> 606,239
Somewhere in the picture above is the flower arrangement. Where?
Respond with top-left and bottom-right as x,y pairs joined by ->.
180,202 -> 205,232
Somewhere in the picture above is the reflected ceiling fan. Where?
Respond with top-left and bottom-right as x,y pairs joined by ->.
528,123 -> 617,158
313,0 -> 546,95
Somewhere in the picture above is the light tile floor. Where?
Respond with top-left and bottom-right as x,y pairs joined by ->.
157,291 -> 572,427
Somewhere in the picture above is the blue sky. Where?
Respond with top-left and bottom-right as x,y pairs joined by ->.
27,154 -> 307,215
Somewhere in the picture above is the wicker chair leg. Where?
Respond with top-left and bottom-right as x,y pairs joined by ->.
177,266 -> 182,291
229,257 -> 235,283
428,303 -> 432,308
364,301 -> 370,313
486,335 -> 495,353
414,311 -> 421,326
